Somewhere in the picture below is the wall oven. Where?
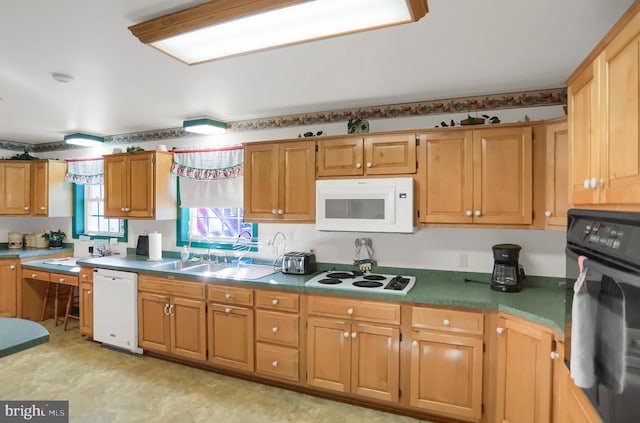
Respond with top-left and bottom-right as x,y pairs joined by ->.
566,209 -> 640,422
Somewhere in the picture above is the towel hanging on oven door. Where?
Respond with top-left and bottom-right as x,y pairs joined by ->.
571,255 -> 597,388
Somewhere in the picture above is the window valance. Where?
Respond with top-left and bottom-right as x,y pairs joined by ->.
170,146 -> 243,180
65,158 -> 104,185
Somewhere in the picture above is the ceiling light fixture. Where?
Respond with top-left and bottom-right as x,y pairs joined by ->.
64,133 -> 104,147
183,117 -> 227,135
129,0 -> 429,64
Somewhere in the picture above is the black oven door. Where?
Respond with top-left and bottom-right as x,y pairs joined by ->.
566,250 -> 640,423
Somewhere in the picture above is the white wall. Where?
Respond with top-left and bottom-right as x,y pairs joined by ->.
0,105 -> 568,277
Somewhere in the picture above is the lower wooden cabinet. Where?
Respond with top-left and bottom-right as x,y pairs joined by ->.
409,307 -> 484,421
495,314 -> 554,423
307,297 -> 400,402
207,285 -> 254,372
78,267 -> 93,336
138,276 -> 207,362
0,259 -> 19,317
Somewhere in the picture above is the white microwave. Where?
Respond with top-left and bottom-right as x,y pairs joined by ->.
316,177 -> 414,233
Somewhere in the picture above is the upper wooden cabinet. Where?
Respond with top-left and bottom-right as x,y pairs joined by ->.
419,126 -> 533,225
567,2 -> 640,207
0,161 -> 31,215
31,160 -> 72,217
244,140 -> 315,222
317,134 -> 417,177
544,118 -> 569,230
103,151 -> 175,219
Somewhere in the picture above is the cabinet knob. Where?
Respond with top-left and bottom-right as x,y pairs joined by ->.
271,299 -> 279,305
59,278 -> 64,283
583,179 -> 590,189
9,265 -> 15,270
550,352 -> 560,360
351,332 -> 357,338
272,361 -> 279,368
496,327 -> 505,334
87,290 -> 92,295
121,207 -> 126,212
31,273 -> 37,278
40,206 -> 46,210
366,162 -> 372,168
356,163 -> 362,169
225,307 -> 231,314
272,209 -> 277,214
599,179 -> 605,188
412,340 -> 418,348
443,319 -> 450,326
466,210 -> 473,217
343,331 -> 350,338
474,210 -> 481,217
590,178 -> 597,189
272,326 -> 279,333
277,209 -> 283,215
347,308 -> 354,315
24,206 -> 30,211
545,210 -> 552,217
225,293 -> 232,299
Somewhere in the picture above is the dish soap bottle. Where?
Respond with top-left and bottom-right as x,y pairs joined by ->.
181,246 -> 190,262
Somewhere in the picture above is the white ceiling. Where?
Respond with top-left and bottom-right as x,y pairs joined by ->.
0,0 -> 634,144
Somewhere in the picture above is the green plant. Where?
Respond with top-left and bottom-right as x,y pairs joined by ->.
42,229 -> 66,241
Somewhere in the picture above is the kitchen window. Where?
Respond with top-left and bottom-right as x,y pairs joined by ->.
176,207 -> 257,250
72,184 -> 128,241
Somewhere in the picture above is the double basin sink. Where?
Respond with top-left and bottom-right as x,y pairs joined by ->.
150,260 -> 279,281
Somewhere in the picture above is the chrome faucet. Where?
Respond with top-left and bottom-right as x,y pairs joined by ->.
188,235 -> 213,262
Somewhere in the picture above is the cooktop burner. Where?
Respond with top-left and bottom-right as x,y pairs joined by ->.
305,271 -> 416,295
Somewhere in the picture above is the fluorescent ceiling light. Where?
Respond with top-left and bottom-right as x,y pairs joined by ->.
64,133 -> 104,147
129,0 -> 429,64
183,117 -> 227,134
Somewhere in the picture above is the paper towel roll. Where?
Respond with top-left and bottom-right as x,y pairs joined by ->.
148,231 -> 162,261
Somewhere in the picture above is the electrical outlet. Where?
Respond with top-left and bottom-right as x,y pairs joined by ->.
458,253 -> 468,268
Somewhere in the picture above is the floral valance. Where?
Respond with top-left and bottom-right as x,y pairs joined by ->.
65,158 -> 104,185
170,146 -> 244,180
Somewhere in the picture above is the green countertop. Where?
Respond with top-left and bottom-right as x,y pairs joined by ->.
0,244 -> 74,259
22,254 -> 569,336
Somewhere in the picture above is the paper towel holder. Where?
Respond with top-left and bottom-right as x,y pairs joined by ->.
147,231 -> 163,262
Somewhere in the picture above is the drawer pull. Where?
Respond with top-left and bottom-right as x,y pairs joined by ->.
272,299 -> 279,305
443,319 -> 450,326
9,265 -> 15,270
168,304 -> 174,316
272,361 -> 279,368
347,308 -> 354,315
272,326 -> 279,333
225,308 -> 231,314
31,273 -> 37,278
164,304 -> 170,316
59,278 -> 65,283
225,293 -> 232,300
343,331 -> 350,338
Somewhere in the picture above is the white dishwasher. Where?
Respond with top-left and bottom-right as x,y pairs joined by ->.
93,268 -> 143,354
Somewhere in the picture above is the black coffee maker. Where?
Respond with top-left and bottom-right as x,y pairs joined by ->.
491,244 -> 525,292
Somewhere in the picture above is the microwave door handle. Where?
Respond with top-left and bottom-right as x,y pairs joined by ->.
570,252 -> 640,289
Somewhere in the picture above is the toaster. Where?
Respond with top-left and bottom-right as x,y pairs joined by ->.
282,252 -> 317,275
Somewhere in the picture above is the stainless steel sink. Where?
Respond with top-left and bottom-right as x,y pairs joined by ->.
181,263 -> 229,274
149,260 -> 204,271
150,260 -> 279,281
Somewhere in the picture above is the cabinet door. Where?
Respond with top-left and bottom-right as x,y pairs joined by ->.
473,127 -> 533,224
0,260 -> 18,317
409,330 -> 483,420
351,323 -> 400,402
545,120 -> 569,229
496,316 -> 553,423
79,281 -> 93,336
208,303 -> 254,371
104,156 -> 129,217
560,365 -> 603,423
138,292 -> 171,353
364,134 -> 416,175
244,143 -> 280,221
307,317 -> 351,393
316,138 -> 364,176
171,297 -> 206,361
128,154 -> 155,218
568,60 -> 601,205
31,161 -> 48,216
420,130 -> 473,224
279,140 -> 315,221
600,24 -> 640,204
0,162 -> 30,215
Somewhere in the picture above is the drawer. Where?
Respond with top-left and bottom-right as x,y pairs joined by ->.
256,310 -> 299,347
79,267 -> 93,283
24,269 -> 49,282
139,275 -> 205,299
255,290 -> 299,312
256,343 -> 299,382
412,307 -> 484,335
49,272 -> 79,287
207,285 -> 253,306
307,296 -> 400,325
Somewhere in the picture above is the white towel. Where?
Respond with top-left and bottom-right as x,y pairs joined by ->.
570,256 -> 598,388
